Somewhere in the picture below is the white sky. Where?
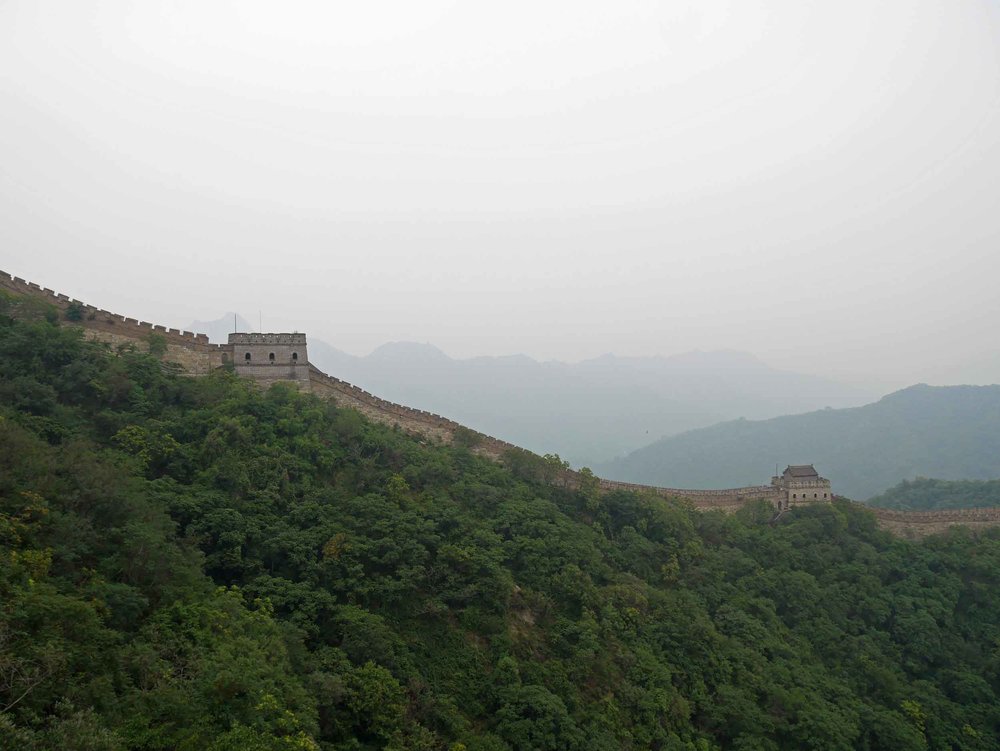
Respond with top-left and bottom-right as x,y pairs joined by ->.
2,0 -> 999,391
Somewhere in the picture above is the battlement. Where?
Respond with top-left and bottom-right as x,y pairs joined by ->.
229,333 -> 307,345
0,270 -> 218,348
851,502 -> 1000,539
597,478 -> 782,504
0,269 -> 227,375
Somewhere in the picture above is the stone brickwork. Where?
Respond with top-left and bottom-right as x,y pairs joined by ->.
770,465 -> 833,510
5,268 -> 1000,539
595,478 -> 783,507
0,271 -> 228,374
856,503 -> 1000,539
307,366 -> 522,458
231,333 -> 310,389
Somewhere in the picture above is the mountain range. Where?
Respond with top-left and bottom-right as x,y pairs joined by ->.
595,384 -> 1000,500
188,314 -> 873,466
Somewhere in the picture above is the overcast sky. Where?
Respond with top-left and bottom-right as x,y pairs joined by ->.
2,0 -> 999,391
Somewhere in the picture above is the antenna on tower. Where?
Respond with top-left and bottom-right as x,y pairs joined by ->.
234,313 -> 237,334
259,310 -> 262,332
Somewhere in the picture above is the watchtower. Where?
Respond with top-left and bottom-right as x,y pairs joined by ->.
228,332 -> 310,390
771,464 -> 832,510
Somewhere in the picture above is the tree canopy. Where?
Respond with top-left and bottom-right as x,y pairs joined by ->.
2,299 -> 1000,750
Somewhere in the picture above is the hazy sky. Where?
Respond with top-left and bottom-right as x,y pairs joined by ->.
2,0 -> 999,391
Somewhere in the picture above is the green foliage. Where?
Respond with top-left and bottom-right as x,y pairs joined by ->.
0,289 -> 59,323
868,477 -> 1000,510
147,332 -> 168,357
451,426 -> 482,449
65,301 -> 86,321
2,314 -> 1000,749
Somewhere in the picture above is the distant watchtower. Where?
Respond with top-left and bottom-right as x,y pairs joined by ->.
228,332 -> 310,390
771,464 -> 832,510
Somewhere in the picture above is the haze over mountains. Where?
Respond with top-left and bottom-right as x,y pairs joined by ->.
188,316 -> 1000,499
596,384 -> 1000,501
191,314 -> 872,466
188,313 -> 257,344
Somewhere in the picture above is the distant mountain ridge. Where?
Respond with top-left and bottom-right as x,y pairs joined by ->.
595,384 -> 1000,500
189,315 -> 873,466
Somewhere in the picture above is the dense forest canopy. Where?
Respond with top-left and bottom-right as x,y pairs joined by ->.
2,294 -> 1000,750
868,477 -> 1000,511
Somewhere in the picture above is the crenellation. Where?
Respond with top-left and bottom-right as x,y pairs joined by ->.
230,332 -> 306,345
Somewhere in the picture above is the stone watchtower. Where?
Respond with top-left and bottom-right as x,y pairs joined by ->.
771,464 -> 832,510
228,333 -> 310,390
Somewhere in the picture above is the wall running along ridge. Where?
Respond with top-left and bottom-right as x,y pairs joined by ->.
852,504 -> 1000,540
0,272 -> 228,375
4,269 -> 1000,537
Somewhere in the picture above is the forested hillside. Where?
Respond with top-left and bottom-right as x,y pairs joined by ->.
597,385 -> 1000,500
3,299 -> 1000,750
868,478 -> 1000,511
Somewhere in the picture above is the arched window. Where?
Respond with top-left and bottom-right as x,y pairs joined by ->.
792,493 -> 797,499
292,352 -> 298,362
245,352 -> 251,361
814,493 -> 817,498
269,352 -> 275,362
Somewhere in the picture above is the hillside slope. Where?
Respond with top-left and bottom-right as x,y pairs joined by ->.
596,384 -> 1000,500
6,291 -> 1000,750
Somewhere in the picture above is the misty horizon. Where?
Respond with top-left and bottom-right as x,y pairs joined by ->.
4,1 -> 999,394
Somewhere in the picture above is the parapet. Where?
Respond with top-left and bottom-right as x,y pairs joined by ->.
229,332 -> 307,345
0,269 -> 219,349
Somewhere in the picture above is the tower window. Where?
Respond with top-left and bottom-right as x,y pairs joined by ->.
292,352 -> 298,361
245,352 -> 251,361
269,352 -> 275,362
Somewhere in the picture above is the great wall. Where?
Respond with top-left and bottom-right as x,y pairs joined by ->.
4,268 -> 1000,540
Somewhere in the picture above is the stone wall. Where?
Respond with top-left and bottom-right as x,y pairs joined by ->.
232,333 -> 311,389
6,268 -> 1000,539
856,503 -> 1000,539
307,366 -> 522,458
596,478 -> 784,507
0,270 -> 228,374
